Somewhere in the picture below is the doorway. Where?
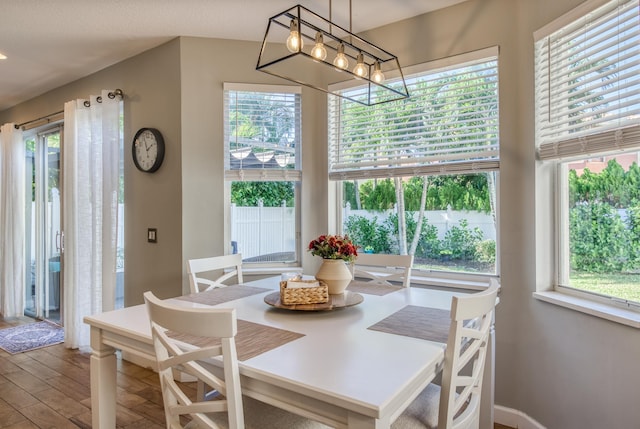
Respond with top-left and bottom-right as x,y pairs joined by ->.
25,128 -> 63,323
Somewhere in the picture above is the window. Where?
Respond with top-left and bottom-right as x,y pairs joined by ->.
224,83 -> 301,265
535,0 -> 640,307
329,48 -> 500,279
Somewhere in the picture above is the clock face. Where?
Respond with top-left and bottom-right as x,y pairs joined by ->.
132,128 -> 164,173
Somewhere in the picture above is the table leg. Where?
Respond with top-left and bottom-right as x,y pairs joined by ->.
90,326 -> 118,429
480,321 -> 495,429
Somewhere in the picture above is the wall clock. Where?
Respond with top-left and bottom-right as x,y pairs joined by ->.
132,127 -> 165,173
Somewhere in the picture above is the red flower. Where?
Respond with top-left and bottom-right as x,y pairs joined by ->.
307,234 -> 358,262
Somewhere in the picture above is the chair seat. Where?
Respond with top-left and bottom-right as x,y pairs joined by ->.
185,395 -> 331,429
391,384 -> 440,429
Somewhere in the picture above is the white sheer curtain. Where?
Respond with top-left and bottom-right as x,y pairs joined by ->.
0,123 -> 25,318
63,90 -> 121,348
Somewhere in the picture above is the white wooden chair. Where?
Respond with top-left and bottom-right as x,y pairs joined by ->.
187,254 -> 243,294
144,291 -> 244,429
145,291 -> 330,429
391,281 -> 499,429
352,253 -> 414,288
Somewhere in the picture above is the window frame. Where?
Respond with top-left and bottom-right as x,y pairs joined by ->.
223,83 -> 302,269
328,48 -> 501,287
533,0 -> 640,324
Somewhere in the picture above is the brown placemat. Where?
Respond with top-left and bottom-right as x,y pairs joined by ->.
367,305 -> 451,343
346,280 -> 403,296
168,319 -> 305,361
176,284 -> 271,306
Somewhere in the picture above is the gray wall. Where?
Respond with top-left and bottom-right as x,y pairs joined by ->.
2,0 -> 640,427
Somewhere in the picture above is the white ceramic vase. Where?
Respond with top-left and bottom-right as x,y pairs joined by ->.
315,259 -> 352,294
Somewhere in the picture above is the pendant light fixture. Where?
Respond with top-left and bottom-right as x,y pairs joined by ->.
256,1 -> 409,106
353,52 -> 368,78
285,19 -> 303,52
333,43 -> 349,70
310,32 -> 327,61
371,60 -> 385,84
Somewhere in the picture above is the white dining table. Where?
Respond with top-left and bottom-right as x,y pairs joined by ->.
84,276 -> 495,429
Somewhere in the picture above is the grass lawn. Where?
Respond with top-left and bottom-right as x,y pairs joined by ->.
570,272 -> 640,303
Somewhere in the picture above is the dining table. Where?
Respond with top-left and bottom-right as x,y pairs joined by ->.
84,276 -> 496,429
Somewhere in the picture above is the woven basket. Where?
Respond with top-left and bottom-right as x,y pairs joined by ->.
280,280 -> 329,305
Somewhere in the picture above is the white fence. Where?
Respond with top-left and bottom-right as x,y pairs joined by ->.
343,204 -> 496,241
230,203 -> 495,260
231,203 -> 296,259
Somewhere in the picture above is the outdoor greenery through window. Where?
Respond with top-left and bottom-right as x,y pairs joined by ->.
562,153 -> 640,304
224,83 -> 301,264
329,48 -> 499,276
535,0 -> 640,305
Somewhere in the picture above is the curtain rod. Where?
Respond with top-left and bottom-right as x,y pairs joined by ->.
13,88 -> 124,130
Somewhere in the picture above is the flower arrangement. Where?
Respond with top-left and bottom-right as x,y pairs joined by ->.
308,234 -> 358,263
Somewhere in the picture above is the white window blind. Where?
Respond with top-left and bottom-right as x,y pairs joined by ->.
224,83 -> 301,181
535,0 -> 640,161
328,51 -> 499,180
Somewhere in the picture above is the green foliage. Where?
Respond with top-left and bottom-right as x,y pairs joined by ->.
354,175 -> 491,212
231,181 -> 294,207
569,160 -> 640,208
345,213 -> 491,266
568,160 -> 640,273
342,181 -> 359,209
569,201 -> 629,272
343,215 -> 392,254
360,179 -> 396,210
384,213 -> 441,258
625,204 -> 640,269
476,240 -> 496,264
441,219 -> 484,260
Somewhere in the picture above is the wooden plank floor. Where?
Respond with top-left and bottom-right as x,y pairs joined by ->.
0,316 -> 177,428
0,316 -> 514,429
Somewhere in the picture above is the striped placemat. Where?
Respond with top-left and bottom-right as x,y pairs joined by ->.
168,319 -> 305,361
346,280 -> 403,296
175,284 -> 271,306
367,305 -> 451,343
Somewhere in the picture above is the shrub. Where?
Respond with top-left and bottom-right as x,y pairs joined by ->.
569,201 -> 629,272
441,219 -> 483,260
343,215 -> 392,253
476,240 -> 496,263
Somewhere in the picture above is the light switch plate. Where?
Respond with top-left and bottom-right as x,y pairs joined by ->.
147,228 -> 157,243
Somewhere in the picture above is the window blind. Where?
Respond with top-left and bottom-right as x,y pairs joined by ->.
328,53 -> 499,180
224,83 -> 302,181
535,0 -> 640,161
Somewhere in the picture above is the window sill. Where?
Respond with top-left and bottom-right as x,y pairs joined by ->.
533,291 -> 640,329
412,272 -> 497,291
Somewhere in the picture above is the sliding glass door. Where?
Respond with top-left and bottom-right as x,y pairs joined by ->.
25,128 -> 63,323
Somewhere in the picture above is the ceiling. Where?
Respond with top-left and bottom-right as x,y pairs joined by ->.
0,0 -> 466,112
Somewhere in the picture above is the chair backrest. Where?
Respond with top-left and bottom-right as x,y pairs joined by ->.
144,291 -> 244,429
438,280 -> 499,429
187,254 -> 244,294
352,253 -> 414,288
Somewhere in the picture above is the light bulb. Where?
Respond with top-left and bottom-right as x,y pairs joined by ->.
310,32 -> 327,61
353,52 -> 368,78
371,60 -> 385,83
286,19 -> 303,53
333,43 -> 349,70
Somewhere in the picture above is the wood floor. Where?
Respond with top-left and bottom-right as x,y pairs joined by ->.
0,316 -> 514,429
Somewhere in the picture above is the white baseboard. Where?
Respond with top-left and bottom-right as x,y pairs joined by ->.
495,405 -> 546,429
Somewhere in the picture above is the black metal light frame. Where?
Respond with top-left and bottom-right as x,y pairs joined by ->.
256,4 -> 409,106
